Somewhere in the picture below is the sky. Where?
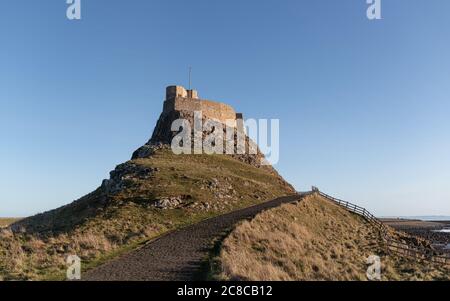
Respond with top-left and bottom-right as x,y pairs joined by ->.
1,0 -> 449,217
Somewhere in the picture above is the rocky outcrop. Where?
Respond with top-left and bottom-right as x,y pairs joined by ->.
152,195 -> 192,210
137,86 -> 282,174
101,162 -> 158,195
136,109 -> 271,172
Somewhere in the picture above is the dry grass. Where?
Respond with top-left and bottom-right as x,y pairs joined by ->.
0,218 -> 21,228
0,148 -> 294,280
216,194 -> 450,281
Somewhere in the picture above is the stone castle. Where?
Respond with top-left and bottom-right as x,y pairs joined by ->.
149,85 -> 243,144
132,85 -> 273,171
163,85 -> 243,123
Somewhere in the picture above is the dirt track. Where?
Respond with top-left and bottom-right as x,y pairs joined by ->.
83,194 -> 303,281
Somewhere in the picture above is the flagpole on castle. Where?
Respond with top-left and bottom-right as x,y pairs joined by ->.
188,67 -> 192,90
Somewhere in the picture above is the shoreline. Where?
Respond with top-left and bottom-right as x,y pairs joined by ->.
382,219 -> 450,254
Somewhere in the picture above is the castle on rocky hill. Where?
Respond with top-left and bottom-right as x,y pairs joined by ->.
149,86 -> 243,144
163,85 -> 243,123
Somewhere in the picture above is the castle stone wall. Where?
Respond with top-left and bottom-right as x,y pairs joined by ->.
163,85 -> 237,124
199,99 -> 237,122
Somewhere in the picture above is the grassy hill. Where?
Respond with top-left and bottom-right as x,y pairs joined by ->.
214,193 -> 450,281
0,147 -> 294,280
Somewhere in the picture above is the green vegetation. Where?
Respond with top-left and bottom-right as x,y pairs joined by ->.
0,148 -> 294,280
214,194 -> 450,281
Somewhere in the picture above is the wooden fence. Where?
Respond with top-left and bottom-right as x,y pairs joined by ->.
316,190 -> 450,266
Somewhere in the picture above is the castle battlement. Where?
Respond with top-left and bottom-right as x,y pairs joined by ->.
166,85 -> 199,100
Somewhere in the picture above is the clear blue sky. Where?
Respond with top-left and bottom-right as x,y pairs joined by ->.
1,0 -> 449,217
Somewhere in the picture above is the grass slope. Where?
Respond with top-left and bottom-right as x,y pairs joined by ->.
214,194 -> 449,281
0,149 -> 294,280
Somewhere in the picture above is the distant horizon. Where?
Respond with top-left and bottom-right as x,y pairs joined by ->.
380,216 -> 450,221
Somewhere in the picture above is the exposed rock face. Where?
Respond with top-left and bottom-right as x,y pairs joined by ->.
136,112 -> 272,172
154,197 -> 183,209
198,177 -> 238,200
131,143 -> 165,161
101,162 -> 158,195
153,195 -> 192,210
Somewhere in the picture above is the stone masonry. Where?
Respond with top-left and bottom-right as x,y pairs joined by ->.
163,85 -> 239,123
149,85 -> 243,144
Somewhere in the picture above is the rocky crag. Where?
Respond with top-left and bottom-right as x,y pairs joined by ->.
134,85 -> 273,171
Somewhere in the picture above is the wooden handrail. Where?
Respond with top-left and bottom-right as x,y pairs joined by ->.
316,190 -> 450,266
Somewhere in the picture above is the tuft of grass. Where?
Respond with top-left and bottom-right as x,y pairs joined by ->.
215,194 -> 450,281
